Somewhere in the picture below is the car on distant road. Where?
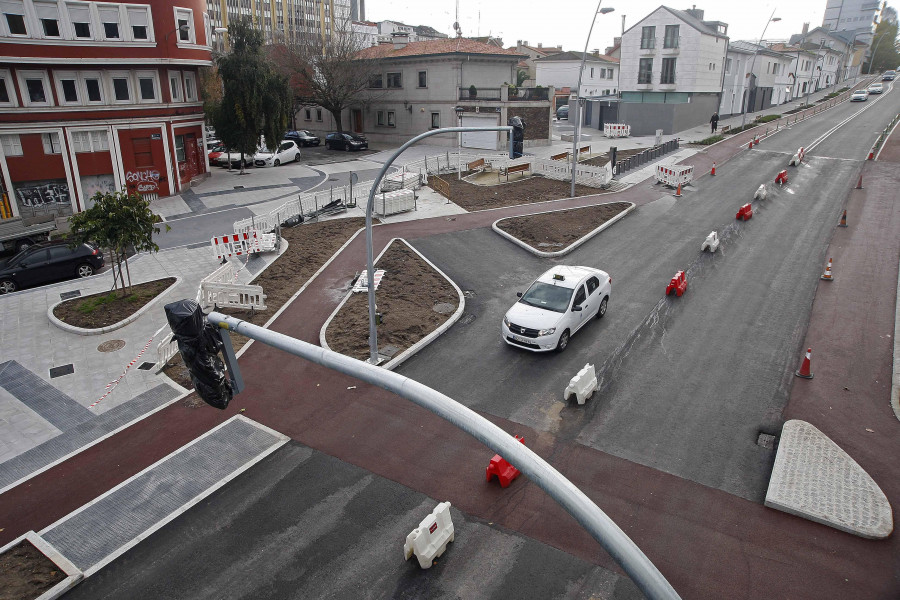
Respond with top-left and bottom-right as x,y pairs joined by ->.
556,105 -> 569,120
253,141 -> 302,167
883,70 -> 896,81
0,241 -> 104,294
324,132 -> 368,151
850,89 -> 869,102
283,130 -> 321,147
501,265 -> 611,352
867,82 -> 884,94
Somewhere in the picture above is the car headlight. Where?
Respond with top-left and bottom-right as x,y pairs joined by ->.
503,315 -> 511,327
538,327 -> 556,336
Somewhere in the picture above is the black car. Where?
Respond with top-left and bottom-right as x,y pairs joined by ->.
0,241 -> 104,294
283,130 -> 321,147
325,132 -> 368,151
556,105 -> 569,120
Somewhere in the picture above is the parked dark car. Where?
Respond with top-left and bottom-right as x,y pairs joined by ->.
325,132 -> 368,151
556,105 -> 569,120
284,130 -> 321,147
0,241 -> 104,294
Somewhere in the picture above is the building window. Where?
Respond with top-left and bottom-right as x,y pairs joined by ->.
725,58 -> 731,74
640,26 -> 655,49
22,73 -> 50,105
661,58 -> 676,84
127,6 -> 150,40
387,110 -> 395,126
174,135 -> 185,161
183,71 -> 197,101
663,25 -> 679,48
417,71 -> 426,88
33,2 -> 61,37
386,72 -> 401,88
304,108 -> 311,120
376,110 -> 384,126
71,130 -> 108,153
84,75 -> 102,102
316,108 -> 322,121
638,58 -> 653,84
60,77 -> 78,103
67,2 -> 91,38
0,134 -> 23,156
175,8 -> 194,43
431,112 -> 439,129
0,74 -> 10,105
99,5 -> 120,39
368,74 -> 383,88
203,12 -> 210,46
2,0 -> 27,35
590,67 -> 594,78
112,76 -> 131,102
137,72 -> 156,101
169,71 -> 182,101
41,132 -> 62,154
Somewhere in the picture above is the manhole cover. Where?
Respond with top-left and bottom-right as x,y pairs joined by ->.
97,339 -> 126,353
459,313 -> 477,325
433,302 -> 455,314
463,290 -> 476,298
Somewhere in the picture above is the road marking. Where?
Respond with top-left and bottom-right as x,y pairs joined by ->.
806,80 -> 895,154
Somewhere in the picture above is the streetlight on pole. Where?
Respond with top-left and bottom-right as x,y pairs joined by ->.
570,2 -> 614,198
740,11 -> 781,129
866,32 -> 889,75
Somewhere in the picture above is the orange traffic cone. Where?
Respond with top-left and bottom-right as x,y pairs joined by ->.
711,162 -> 717,176
749,140 -> 754,149
674,182 -> 683,197
821,258 -> 834,281
839,210 -> 848,227
795,347 -> 814,379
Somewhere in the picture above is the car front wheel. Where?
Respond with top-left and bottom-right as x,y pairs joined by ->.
555,329 -> 570,352
344,144 -> 351,152
294,153 -> 301,163
274,159 -> 281,166
0,279 -> 16,294
76,263 -> 94,278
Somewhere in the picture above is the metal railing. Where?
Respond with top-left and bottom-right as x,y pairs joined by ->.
508,87 -> 550,101
458,87 -> 502,101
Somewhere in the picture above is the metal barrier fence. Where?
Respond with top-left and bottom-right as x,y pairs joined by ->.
614,139 -> 680,176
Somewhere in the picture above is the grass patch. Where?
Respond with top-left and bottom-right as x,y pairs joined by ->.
77,291 -> 140,314
694,135 -> 725,145
755,114 -> 781,123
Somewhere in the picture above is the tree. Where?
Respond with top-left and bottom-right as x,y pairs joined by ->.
207,18 -> 292,173
68,189 -> 169,296
867,17 -> 900,73
516,68 -> 528,87
272,18 -> 381,133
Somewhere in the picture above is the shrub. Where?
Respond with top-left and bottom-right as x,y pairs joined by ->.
756,114 -> 781,123
723,123 -> 759,135
694,135 -> 724,145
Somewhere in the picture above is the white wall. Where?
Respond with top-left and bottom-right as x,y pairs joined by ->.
535,60 -> 618,96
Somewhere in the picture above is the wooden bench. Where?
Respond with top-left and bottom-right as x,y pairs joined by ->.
578,145 -> 591,155
720,125 -> 730,134
499,163 -> 530,182
550,151 -> 569,161
467,158 -> 493,173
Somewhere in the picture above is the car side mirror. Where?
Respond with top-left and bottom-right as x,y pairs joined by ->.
516,292 -> 522,297
572,305 -> 582,312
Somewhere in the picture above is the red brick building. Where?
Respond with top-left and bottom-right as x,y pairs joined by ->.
0,0 -> 212,220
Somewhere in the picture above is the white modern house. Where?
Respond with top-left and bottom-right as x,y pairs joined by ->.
769,44 -> 821,102
535,51 -> 619,98
618,6 -> 729,134
719,41 -> 793,117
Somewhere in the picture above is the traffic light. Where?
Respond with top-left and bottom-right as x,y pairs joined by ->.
509,116 -> 525,158
164,299 -> 233,409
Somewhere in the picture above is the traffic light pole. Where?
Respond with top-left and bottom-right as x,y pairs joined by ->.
206,310 -> 682,600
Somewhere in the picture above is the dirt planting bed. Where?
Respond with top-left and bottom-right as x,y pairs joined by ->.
434,174 -> 608,211
53,278 -> 176,328
0,540 -> 66,600
163,217 -> 367,393
496,202 -> 632,251
324,241 -> 458,362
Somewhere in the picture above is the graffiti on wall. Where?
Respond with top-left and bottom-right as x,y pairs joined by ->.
125,169 -> 161,192
80,174 -> 116,208
15,180 -> 71,209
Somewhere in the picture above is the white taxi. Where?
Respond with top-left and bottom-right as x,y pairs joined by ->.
502,265 -> 611,352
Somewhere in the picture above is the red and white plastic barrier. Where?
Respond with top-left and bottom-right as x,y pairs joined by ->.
789,147 -> 805,166
211,231 -> 263,260
603,123 -> 631,138
564,363 -> 597,405
404,501 -> 454,569
655,164 -> 694,188
351,269 -> 385,293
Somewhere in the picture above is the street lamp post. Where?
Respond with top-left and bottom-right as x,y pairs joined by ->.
866,32 -> 888,75
740,11 -> 781,129
570,2 -> 614,198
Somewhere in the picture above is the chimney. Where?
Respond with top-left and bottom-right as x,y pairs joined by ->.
517,39 -> 522,46
685,7 -> 704,21
523,40 -> 528,46
614,36 -> 621,46
802,22 -> 809,35
592,48 -> 600,56
393,32 -> 409,49
537,42 -> 542,48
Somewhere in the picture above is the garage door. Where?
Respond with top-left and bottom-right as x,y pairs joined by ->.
460,115 -> 499,150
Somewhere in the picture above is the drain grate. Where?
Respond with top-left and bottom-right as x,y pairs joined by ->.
757,432 -> 777,450
60,290 -> 81,301
138,362 -> 156,371
49,364 -> 75,378
459,313 -> 477,325
463,290 -> 476,298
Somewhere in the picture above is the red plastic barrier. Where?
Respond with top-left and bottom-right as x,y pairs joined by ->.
775,170 -> 788,185
665,271 -> 688,297
486,436 -> 525,488
736,203 -> 753,221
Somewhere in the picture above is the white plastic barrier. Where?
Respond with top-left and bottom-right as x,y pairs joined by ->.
373,189 -> 416,217
404,501 -> 455,569
604,123 -> 631,138
789,147 -> 805,166
351,269 -> 385,293
381,172 -> 421,191
531,158 -> 613,188
701,231 -> 720,253
564,363 -> 598,405
198,281 -> 267,311
211,231 -> 264,260
654,164 -> 694,188
753,184 -> 767,201
155,332 -> 178,371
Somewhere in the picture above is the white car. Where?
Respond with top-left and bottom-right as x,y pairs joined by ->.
254,140 -> 302,167
867,82 -> 883,95
502,265 -> 611,352
217,150 -> 257,168
850,89 -> 869,102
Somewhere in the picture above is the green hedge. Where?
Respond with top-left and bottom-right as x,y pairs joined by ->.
723,123 -> 759,135
694,135 -> 724,145
755,114 -> 781,123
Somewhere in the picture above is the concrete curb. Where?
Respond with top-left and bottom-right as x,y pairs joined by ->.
47,276 -> 183,336
492,202 -> 636,258
0,530 -> 83,599
319,237 -> 466,371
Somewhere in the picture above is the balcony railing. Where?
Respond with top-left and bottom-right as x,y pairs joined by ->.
508,87 -> 550,101
459,87 -> 502,101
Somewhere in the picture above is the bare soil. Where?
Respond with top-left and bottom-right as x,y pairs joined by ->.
163,218 -> 367,393
496,202 -> 632,251
436,174 -> 609,211
0,540 -> 65,600
582,146 -> 652,167
324,241 -> 458,362
52,278 -> 177,328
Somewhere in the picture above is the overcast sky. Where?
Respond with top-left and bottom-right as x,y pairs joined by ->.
364,1 -> 832,50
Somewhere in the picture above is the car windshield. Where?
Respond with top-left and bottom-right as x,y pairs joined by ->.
518,282 -> 574,313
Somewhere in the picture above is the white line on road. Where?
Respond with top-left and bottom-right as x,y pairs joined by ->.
806,80 -> 895,154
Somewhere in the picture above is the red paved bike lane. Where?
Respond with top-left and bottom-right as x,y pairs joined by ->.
3,97 -> 894,599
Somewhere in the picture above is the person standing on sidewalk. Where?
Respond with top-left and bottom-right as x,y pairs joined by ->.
710,112 -> 719,134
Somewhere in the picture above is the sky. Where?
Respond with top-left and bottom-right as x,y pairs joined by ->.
364,0 -> 832,51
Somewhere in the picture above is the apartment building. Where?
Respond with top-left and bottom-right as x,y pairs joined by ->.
206,0 -> 350,44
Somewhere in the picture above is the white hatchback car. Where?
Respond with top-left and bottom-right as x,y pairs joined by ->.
502,265 -> 611,352
254,140 -> 302,167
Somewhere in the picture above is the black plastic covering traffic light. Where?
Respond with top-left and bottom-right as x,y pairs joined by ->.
509,116 -> 525,158
164,299 -> 233,409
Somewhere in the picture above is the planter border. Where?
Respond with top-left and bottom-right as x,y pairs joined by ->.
0,530 -> 83,600
492,201 -> 635,257
47,276 -> 182,336
320,237 -> 465,371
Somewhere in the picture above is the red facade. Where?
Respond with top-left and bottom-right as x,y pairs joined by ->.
0,0 -> 212,218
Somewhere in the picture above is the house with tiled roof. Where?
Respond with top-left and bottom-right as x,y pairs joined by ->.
511,41 -> 564,82
304,36 -> 553,150
719,41 -> 793,117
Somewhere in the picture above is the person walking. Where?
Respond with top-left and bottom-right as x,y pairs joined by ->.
710,112 -> 719,134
